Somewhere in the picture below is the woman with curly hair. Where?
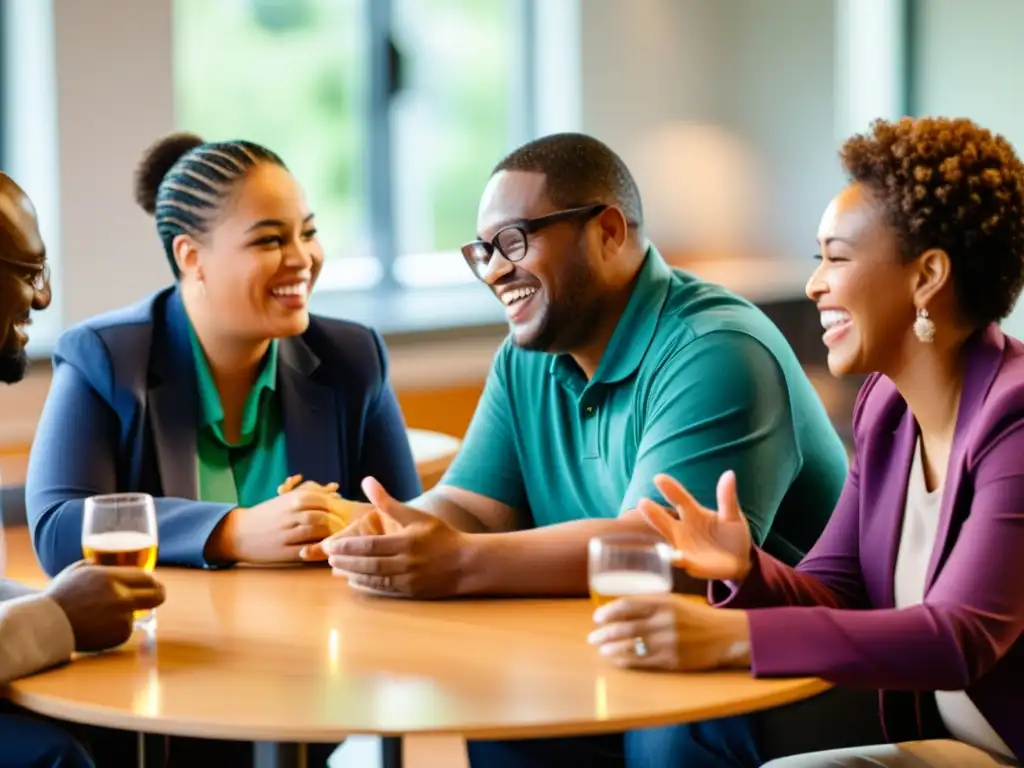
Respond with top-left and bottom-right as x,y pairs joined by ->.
590,116 -> 1024,766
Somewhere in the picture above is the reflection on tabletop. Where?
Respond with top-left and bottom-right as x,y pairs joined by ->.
3,526 -> 828,743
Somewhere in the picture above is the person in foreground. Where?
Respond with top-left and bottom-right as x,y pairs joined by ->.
591,116 -> 1024,767
24,132 -> 421,577
0,171 -> 166,767
313,133 -> 852,766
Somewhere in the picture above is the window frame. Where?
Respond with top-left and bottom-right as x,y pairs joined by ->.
364,0 -> 540,295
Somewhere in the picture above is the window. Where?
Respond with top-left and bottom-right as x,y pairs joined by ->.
0,2 -> 6,174
173,0 -> 536,295
1,0 -> 62,352
174,0 -> 376,287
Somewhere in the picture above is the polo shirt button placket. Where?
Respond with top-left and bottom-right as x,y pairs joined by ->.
580,402 -> 600,458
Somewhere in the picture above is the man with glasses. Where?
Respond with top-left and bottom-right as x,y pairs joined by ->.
317,133 -> 851,766
0,172 -> 166,768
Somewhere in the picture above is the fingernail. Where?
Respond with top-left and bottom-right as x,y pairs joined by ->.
598,644 -> 615,656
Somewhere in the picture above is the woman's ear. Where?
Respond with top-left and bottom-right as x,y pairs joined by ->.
911,247 -> 952,308
172,233 -> 201,279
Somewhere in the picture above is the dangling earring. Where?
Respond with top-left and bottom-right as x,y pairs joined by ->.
913,307 -> 935,343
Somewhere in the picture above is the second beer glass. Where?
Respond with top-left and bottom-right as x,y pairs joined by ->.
588,533 -> 673,606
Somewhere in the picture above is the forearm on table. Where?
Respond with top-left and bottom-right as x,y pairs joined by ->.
412,490 -> 503,534
146,500 -> 234,568
459,517 -> 655,597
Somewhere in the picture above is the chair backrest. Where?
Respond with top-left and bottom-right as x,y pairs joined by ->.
0,484 -> 27,527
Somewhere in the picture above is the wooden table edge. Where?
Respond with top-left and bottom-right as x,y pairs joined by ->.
4,676 -> 832,743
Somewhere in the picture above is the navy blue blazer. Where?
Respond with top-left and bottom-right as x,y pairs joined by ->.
25,287 -> 422,575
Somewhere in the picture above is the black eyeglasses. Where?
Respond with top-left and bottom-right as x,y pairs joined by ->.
27,262 -> 50,293
460,204 -> 608,277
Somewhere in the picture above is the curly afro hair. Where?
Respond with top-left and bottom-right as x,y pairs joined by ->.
840,116 -> 1024,327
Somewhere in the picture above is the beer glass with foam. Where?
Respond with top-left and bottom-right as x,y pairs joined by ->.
82,493 -> 159,629
588,533 -> 673,607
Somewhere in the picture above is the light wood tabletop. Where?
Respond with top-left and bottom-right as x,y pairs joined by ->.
2,527 -> 830,747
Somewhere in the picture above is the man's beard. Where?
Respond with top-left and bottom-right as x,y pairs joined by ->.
0,343 -> 28,384
515,249 -> 597,354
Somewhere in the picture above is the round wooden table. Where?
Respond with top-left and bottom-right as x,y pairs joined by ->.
3,528 -> 829,768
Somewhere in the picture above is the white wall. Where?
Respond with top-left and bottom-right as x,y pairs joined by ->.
3,0 -> 176,345
579,0 -> 843,262
52,0 -> 177,328
911,0 -> 1024,336
834,0 -> 905,143
724,0 -> 842,260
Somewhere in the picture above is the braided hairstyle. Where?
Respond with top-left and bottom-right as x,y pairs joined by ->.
133,132 -> 287,277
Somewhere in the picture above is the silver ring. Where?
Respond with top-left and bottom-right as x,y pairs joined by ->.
633,637 -> 649,657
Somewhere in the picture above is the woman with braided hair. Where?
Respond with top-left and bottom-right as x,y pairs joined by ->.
26,132 -> 421,577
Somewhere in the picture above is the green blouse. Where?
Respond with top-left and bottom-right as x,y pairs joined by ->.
187,326 -> 289,508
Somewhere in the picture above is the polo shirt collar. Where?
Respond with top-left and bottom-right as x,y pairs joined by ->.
187,322 -> 279,448
549,244 -> 672,386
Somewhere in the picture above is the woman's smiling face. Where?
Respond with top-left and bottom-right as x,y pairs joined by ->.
807,183 -> 920,377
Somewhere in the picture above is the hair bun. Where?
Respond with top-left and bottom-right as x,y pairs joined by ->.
133,132 -> 204,215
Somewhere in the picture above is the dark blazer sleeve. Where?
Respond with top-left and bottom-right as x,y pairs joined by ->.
25,326 -> 234,575
356,329 -> 422,502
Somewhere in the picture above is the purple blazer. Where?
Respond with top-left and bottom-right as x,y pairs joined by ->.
711,324 -> 1024,758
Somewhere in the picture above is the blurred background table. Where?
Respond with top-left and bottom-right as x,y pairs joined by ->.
0,428 -> 461,529
406,428 -> 461,491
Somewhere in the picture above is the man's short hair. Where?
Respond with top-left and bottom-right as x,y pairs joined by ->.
493,133 -> 644,229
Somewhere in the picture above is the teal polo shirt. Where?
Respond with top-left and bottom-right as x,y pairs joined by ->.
442,246 -> 847,565
187,327 -> 289,509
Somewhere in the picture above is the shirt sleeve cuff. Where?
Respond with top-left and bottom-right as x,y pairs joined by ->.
0,593 -> 76,684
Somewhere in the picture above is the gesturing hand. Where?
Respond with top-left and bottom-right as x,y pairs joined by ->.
318,477 -> 470,598
637,471 -> 753,582
588,593 -> 751,672
46,562 -> 166,652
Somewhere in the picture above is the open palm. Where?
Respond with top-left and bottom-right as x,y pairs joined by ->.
637,471 -> 752,582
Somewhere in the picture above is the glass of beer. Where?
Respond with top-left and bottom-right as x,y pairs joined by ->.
588,533 -> 673,607
82,493 -> 159,630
